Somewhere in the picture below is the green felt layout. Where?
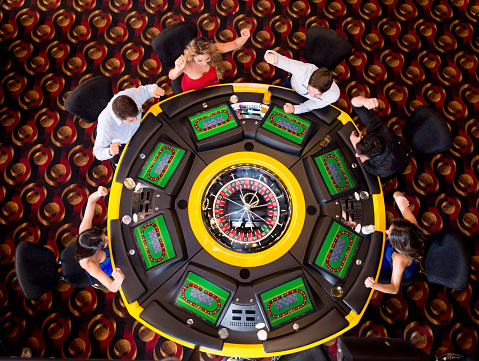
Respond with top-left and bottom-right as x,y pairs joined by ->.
189,104 -> 237,140
262,106 -> 310,144
176,272 -> 231,324
138,143 -> 185,188
315,221 -> 361,279
260,277 -> 313,328
133,215 -> 176,269
315,149 -> 356,195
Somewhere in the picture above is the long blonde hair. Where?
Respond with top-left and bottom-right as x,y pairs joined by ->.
184,37 -> 227,80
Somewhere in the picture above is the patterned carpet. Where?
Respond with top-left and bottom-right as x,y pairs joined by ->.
1,0 -> 478,359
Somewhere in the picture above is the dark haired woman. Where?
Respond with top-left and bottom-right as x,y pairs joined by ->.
75,186 -> 125,292
169,28 -> 250,92
364,191 -> 424,294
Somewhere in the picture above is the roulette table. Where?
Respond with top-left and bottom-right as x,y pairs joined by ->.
108,84 -> 386,357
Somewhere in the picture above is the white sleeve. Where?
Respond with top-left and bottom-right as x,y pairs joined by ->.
93,114 -> 113,161
264,50 -> 310,75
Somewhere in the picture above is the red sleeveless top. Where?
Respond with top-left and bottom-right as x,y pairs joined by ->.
181,66 -> 219,92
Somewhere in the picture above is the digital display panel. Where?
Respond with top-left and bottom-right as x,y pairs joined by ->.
175,272 -> 231,325
260,277 -> 314,328
315,221 -> 361,279
138,143 -> 185,188
133,215 -> 176,269
262,106 -> 310,144
315,148 -> 356,195
189,104 -> 238,140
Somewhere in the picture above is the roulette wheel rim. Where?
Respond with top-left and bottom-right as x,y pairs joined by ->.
188,151 -> 306,267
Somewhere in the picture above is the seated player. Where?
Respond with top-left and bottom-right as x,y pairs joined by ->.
93,84 -> 165,162
349,96 -> 409,178
75,186 -> 125,292
364,191 -> 424,294
263,50 -> 340,114
169,29 -> 251,92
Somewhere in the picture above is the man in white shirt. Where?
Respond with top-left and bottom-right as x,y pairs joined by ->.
264,50 -> 340,114
93,84 -> 164,161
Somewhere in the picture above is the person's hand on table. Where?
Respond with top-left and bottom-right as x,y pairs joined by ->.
109,142 -> 121,156
240,28 -> 251,39
364,276 -> 376,289
174,55 -> 187,71
152,86 -> 165,98
264,52 -> 278,65
283,103 -> 294,114
358,154 -> 369,163
112,268 -> 125,281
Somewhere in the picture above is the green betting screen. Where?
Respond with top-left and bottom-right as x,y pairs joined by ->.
176,272 -> 231,325
315,149 -> 356,195
138,143 -> 185,188
189,104 -> 238,140
262,106 -> 310,144
260,277 -> 313,328
315,221 -> 361,279
133,215 -> 176,269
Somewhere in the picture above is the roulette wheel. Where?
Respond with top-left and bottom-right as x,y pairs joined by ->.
108,84 -> 386,357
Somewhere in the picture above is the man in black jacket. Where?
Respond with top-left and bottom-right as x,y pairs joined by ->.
349,96 -> 409,179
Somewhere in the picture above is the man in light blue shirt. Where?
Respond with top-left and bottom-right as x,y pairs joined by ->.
93,84 -> 165,161
264,50 -> 340,114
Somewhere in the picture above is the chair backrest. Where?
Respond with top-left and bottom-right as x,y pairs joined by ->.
151,21 -> 198,68
402,105 -> 452,155
304,26 -> 353,71
60,241 -> 101,288
424,231 -> 470,291
64,76 -> 114,123
338,337 -> 430,361
15,242 -> 59,300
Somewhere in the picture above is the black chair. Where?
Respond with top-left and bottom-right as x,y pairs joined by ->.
424,232 -> 470,291
151,21 -> 198,94
304,26 -> 353,71
402,105 -> 452,156
15,241 -> 106,300
337,336 -> 429,361
15,242 -> 60,300
64,76 -> 114,123
60,242 -> 105,289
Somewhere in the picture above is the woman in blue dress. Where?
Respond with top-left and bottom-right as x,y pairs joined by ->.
75,186 -> 125,292
364,191 -> 424,294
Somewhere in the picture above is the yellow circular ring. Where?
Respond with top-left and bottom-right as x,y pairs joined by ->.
188,152 -> 305,267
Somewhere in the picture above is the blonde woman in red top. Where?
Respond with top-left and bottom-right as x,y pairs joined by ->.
169,29 -> 250,92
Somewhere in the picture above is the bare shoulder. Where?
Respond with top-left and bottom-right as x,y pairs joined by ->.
391,252 -> 412,266
78,257 -> 97,271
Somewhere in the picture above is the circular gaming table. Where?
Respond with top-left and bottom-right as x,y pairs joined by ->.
108,84 -> 386,358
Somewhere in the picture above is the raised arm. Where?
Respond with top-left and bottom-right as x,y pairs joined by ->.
214,28 -> 251,53
79,186 -> 108,233
264,50 -> 309,74
393,191 -> 418,225
169,55 -> 187,80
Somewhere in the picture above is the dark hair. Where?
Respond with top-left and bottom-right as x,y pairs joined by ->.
184,37 -> 227,80
112,95 -> 139,121
356,134 -> 387,158
389,218 -> 424,262
75,228 -> 105,261
308,67 -> 333,93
